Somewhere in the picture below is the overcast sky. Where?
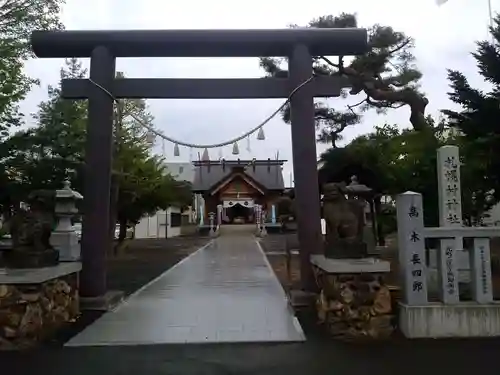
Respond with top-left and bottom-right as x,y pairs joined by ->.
21,0 -> 496,186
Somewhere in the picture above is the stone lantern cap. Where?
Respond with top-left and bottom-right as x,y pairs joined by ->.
55,180 -> 83,200
345,175 -> 373,197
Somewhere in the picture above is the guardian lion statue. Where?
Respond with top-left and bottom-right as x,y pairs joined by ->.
4,190 -> 58,268
322,182 -> 358,242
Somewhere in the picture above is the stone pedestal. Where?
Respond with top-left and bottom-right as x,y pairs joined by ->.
3,248 -> 59,269
310,255 -> 393,340
0,262 -> 81,350
51,231 -> 80,261
0,239 -> 12,252
324,239 -> 368,259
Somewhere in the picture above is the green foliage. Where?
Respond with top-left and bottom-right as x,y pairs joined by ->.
319,113 -> 495,227
169,180 -> 193,209
0,224 -> 9,239
0,58 -> 87,214
0,0 -> 65,136
116,158 -> 186,226
275,196 -> 295,231
319,123 -> 452,226
0,0 -> 65,216
377,204 -> 397,238
442,15 -> 500,222
1,58 -> 190,229
260,12 -> 429,146
276,196 -> 294,219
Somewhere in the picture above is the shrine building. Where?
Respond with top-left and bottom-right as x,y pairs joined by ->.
192,158 -> 286,224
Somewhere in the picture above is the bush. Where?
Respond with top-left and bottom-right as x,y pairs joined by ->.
378,205 -> 397,237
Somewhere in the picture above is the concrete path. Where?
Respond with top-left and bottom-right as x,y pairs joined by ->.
66,232 -> 305,346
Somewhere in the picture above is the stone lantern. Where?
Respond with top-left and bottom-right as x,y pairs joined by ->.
345,175 -> 378,252
50,180 -> 83,261
345,175 -> 373,199
208,212 -> 217,237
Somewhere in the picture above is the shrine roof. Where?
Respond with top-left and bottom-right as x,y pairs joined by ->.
192,159 -> 286,192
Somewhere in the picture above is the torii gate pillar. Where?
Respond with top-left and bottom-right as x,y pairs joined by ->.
31,28 -> 369,297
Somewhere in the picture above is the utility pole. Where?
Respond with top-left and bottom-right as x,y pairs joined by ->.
437,0 -> 494,42
488,0 -> 494,42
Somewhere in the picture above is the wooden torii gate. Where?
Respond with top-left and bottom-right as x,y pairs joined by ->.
30,28 -> 368,298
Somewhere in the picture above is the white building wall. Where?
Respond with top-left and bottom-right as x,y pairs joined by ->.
163,161 -> 197,224
134,207 -> 182,239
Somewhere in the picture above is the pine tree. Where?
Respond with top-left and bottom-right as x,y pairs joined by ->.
1,58 -> 183,231
443,15 -> 500,209
260,13 -> 428,144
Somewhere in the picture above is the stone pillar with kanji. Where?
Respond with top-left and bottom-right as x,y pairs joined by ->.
396,191 -> 428,305
436,145 -> 462,303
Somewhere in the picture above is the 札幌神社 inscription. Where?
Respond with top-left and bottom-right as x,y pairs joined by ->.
437,146 -> 461,303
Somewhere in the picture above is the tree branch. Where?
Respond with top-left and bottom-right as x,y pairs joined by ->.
347,97 -> 368,114
321,56 -> 339,68
384,39 -> 412,56
320,56 -> 429,131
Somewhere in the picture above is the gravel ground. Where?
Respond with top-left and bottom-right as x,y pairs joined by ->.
42,236 -> 211,347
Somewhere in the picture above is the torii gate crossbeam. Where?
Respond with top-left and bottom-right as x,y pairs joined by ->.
30,28 -> 368,298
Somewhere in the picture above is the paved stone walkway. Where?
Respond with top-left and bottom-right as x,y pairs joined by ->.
66,232 -> 305,346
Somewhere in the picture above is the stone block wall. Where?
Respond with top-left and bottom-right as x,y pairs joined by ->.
0,273 -> 79,350
313,266 -> 394,340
